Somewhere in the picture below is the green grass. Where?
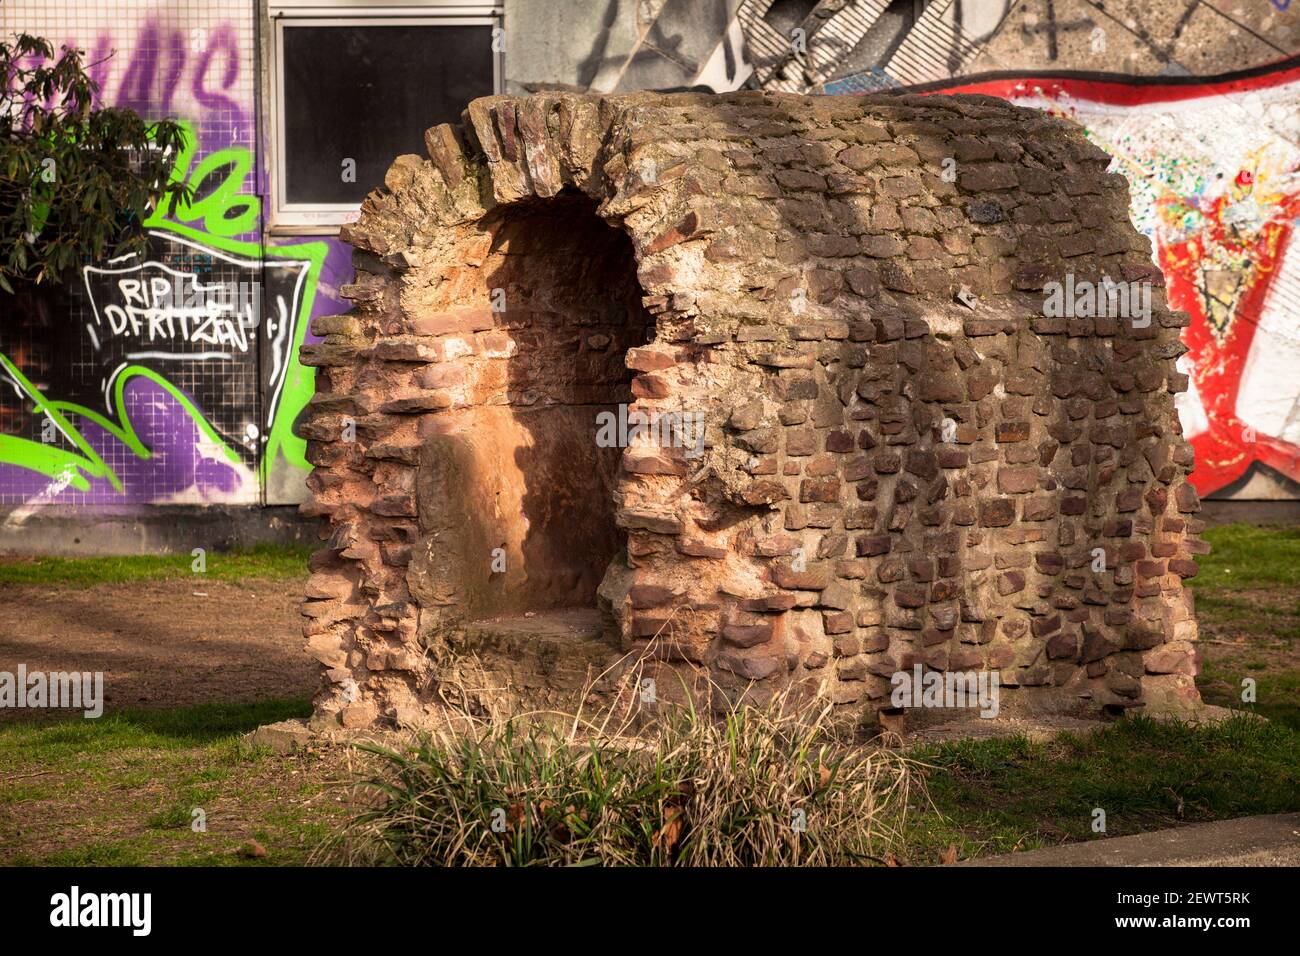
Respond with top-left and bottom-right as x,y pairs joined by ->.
1194,524 -> 1300,592
907,713 -> 1300,862
1189,523 -> 1299,642
1191,594 -> 1300,642
0,698 -> 343,867
2,525 -> 1296,866
0,543 -> 312,586
1199,656 -> 1300,729
0,698 -> 310,758
1188,523 -> 1300,727
8,701 -> 1297,867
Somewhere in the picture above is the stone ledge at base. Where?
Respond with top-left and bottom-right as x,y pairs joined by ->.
0,505 -> 322,557
246,718 -> 315,753
246,717 -> 398,753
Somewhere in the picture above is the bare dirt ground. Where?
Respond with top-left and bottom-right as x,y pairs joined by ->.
0,578 -> 317,719
0,575 -> 1285,725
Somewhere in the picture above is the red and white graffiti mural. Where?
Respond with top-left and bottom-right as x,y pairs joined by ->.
933,65 -> 1300,497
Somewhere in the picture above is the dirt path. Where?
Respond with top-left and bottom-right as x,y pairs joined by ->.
0,578 -> 316,718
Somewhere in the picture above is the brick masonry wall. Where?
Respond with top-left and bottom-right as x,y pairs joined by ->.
300,90 -> 1204,730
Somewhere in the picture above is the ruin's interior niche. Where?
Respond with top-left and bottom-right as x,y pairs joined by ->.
412,194 -> 651,625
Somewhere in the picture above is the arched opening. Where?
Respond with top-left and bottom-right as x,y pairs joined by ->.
414,192 -> 651,634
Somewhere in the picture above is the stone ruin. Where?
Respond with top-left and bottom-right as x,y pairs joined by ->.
299,91 -> 1205,731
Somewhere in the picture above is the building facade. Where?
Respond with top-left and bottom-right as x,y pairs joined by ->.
0,0 -> 1295,552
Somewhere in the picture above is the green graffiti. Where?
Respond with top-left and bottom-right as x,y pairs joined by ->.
156,129 -> 261,238
0,354 -> 113,491
0,122 -> 324,493
0,353 -> 243,492
146,121 -> 325,484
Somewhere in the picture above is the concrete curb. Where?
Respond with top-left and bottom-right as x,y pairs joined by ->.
959,813 -> 1300,866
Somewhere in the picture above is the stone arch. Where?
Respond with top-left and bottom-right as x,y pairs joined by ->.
300,91 -> 1204,731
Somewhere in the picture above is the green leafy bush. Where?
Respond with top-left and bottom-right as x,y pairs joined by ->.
1,33 -> 191,291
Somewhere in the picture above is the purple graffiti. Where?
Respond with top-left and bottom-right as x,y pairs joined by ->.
192,24 -> 243,131
0,379 -> 248,506
47,22 -> 246,134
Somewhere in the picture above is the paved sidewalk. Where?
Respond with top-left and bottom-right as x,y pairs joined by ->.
960,813 -> 1300,867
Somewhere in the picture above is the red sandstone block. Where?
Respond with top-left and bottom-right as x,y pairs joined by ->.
825,429 -> 855,453
997,571 -> 1026,595
804,454 -> 839,478
1175,482 -> 1201,513
856,534 -> 891,557
1031,614 -> 1062,637
625,347 -> 676,371
629,584 -> 681,608
1136,559 -> 1166,578
631,374 -> 671,399
722,622 -> 774,647
717,652 -> 783,681
407,308 -> 495,336
997,466 -> 1038,494
739,593 -> 798,612
823,611 -> 854,635
1035,552 -> 1064,574
873,452 -> 901,474
799,477 -> 841,503
740,480 -> 789,506
630,616 -> 676,639
771,562 -> 830,591
894,585 -> 927,609
619,509 -> 685,535
979,498 -> 1015,527
378,390 -> 454,414
368,495 -> 417,518
1046,631 -> 1078,660
624,451 -> 687,477
995,421 -> 1031,443
673,538 -> 725,560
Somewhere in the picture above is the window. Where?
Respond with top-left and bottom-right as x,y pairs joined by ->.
268,1 -> 502,229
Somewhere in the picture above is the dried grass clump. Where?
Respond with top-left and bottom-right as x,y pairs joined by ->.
325,668 -> 922,867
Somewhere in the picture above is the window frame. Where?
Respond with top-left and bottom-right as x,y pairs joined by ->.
267,1 -> 503,230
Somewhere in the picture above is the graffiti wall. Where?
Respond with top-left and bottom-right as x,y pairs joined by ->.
920,68 -> 1300,499
0,0 -> 349,508
3,0 -> 1297,508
